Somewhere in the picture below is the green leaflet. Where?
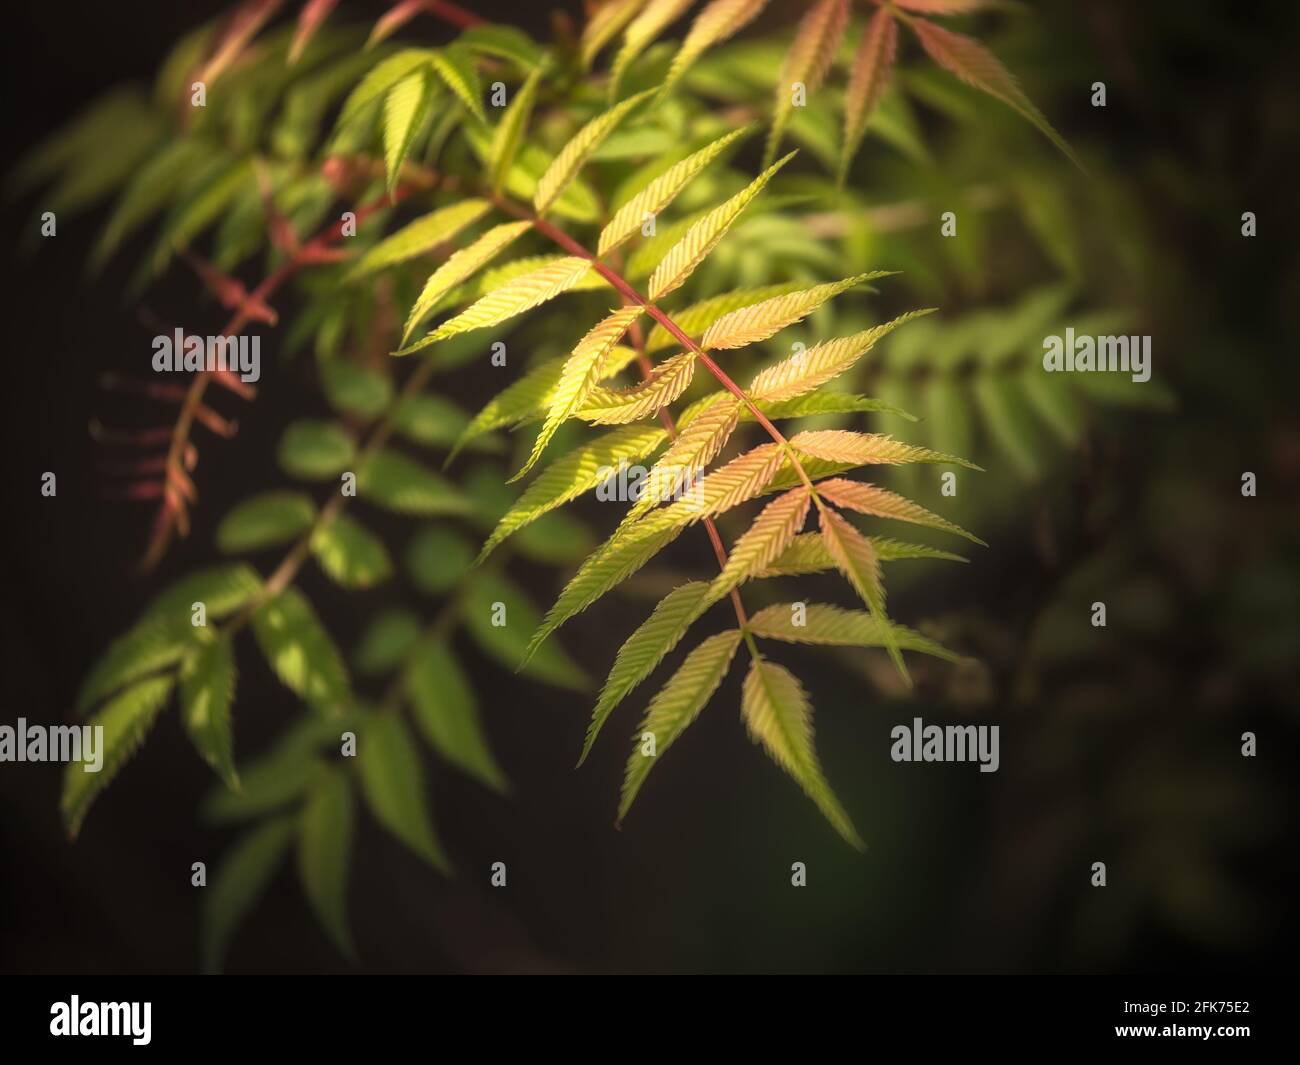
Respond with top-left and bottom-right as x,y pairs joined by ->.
310,513 -> 394,588
607,0 -> 694,99
534,89 -> 655,215
278,420 -> 356,481
619,629 -> 742,822
202,816 -> 295,973
791,429 -> 983,470
76,565 -> 261,714
401,220 -> 532,344
450,356 -> 566,463
357,713 -> 450,871
815,477 -> 985,545
478,425 -> 668,564
430,45 -> 487,124
700,273 -> 893,350
459,24 -> 547,69
627,397 -> 740,527
599,128 -> 750,257
406,526 -> 475,594
819,506 -> 906,683
751,393 -> 918,423
179,634 -> 239,789
392,394 -> 488,451
756,532 -> 967,579
319,359 -> 394,421
148,157 -> 256,274
579,351 -> 696,425
661,0 -> 771,98
523,508 -> 687,664
404,639 -> 508,793
201,718 -> 348,825
354,608 -> 422,675
747,602 -> 961,662
62,676 -> 175,838
647,153 -> 795,300
346,199 -> 490,280
747,309 -> 935,401
216,492 -> 317,554
297,766 -> 355,958
707,486 -> 812,603
582,581 -> 714,764
643,282 -> 806,353
383,68 -> 434,194
740,654 -> 862,848
660,443 -> 784,525
450,343 -> 641,463
465,570 -> 590,691
252,588 -> 351,714
580,0 -> 644,69
92,138 -> 208,270
397,256 -> 593,355
513,306 -> 644,482
355,449 -> 474,516
489,67 -> 544,194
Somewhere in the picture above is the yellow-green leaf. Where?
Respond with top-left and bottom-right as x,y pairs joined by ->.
791,429 -> 981,469
708,485 -> 811,602
818,505 -> 906,682
383,68 -> 434,194
513,305 -> 644,481
357,713 -> 450,870
478,425 -> 668,563
534,90 -> 655,215
347,199 -> 490,280
700,273 -> 890,350
404,639 -> 508,794
647,152 -> 794,301
489,67 -> 544,194
619,629 -> 742,821
580,351 -> 696,424
740,655 -> 861,847
180,635 -> 239,790
662,0 -> 770,97
62,675 -> 173,837
597,127 -> 749,257
583,580 -> 713,764
748,602 -> 960,661
310,513 -> 394,588
580,0 -> 646,70
297,766 -> 355,957
399,255 -> 593,354
401,220 -> 532,343
252,589 -> 351,714
608,0 -> 694,100
430,45 -> 486,124
748,309 -> 934,401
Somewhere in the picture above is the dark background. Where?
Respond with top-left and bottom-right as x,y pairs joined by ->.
1,0 -> 1297,974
